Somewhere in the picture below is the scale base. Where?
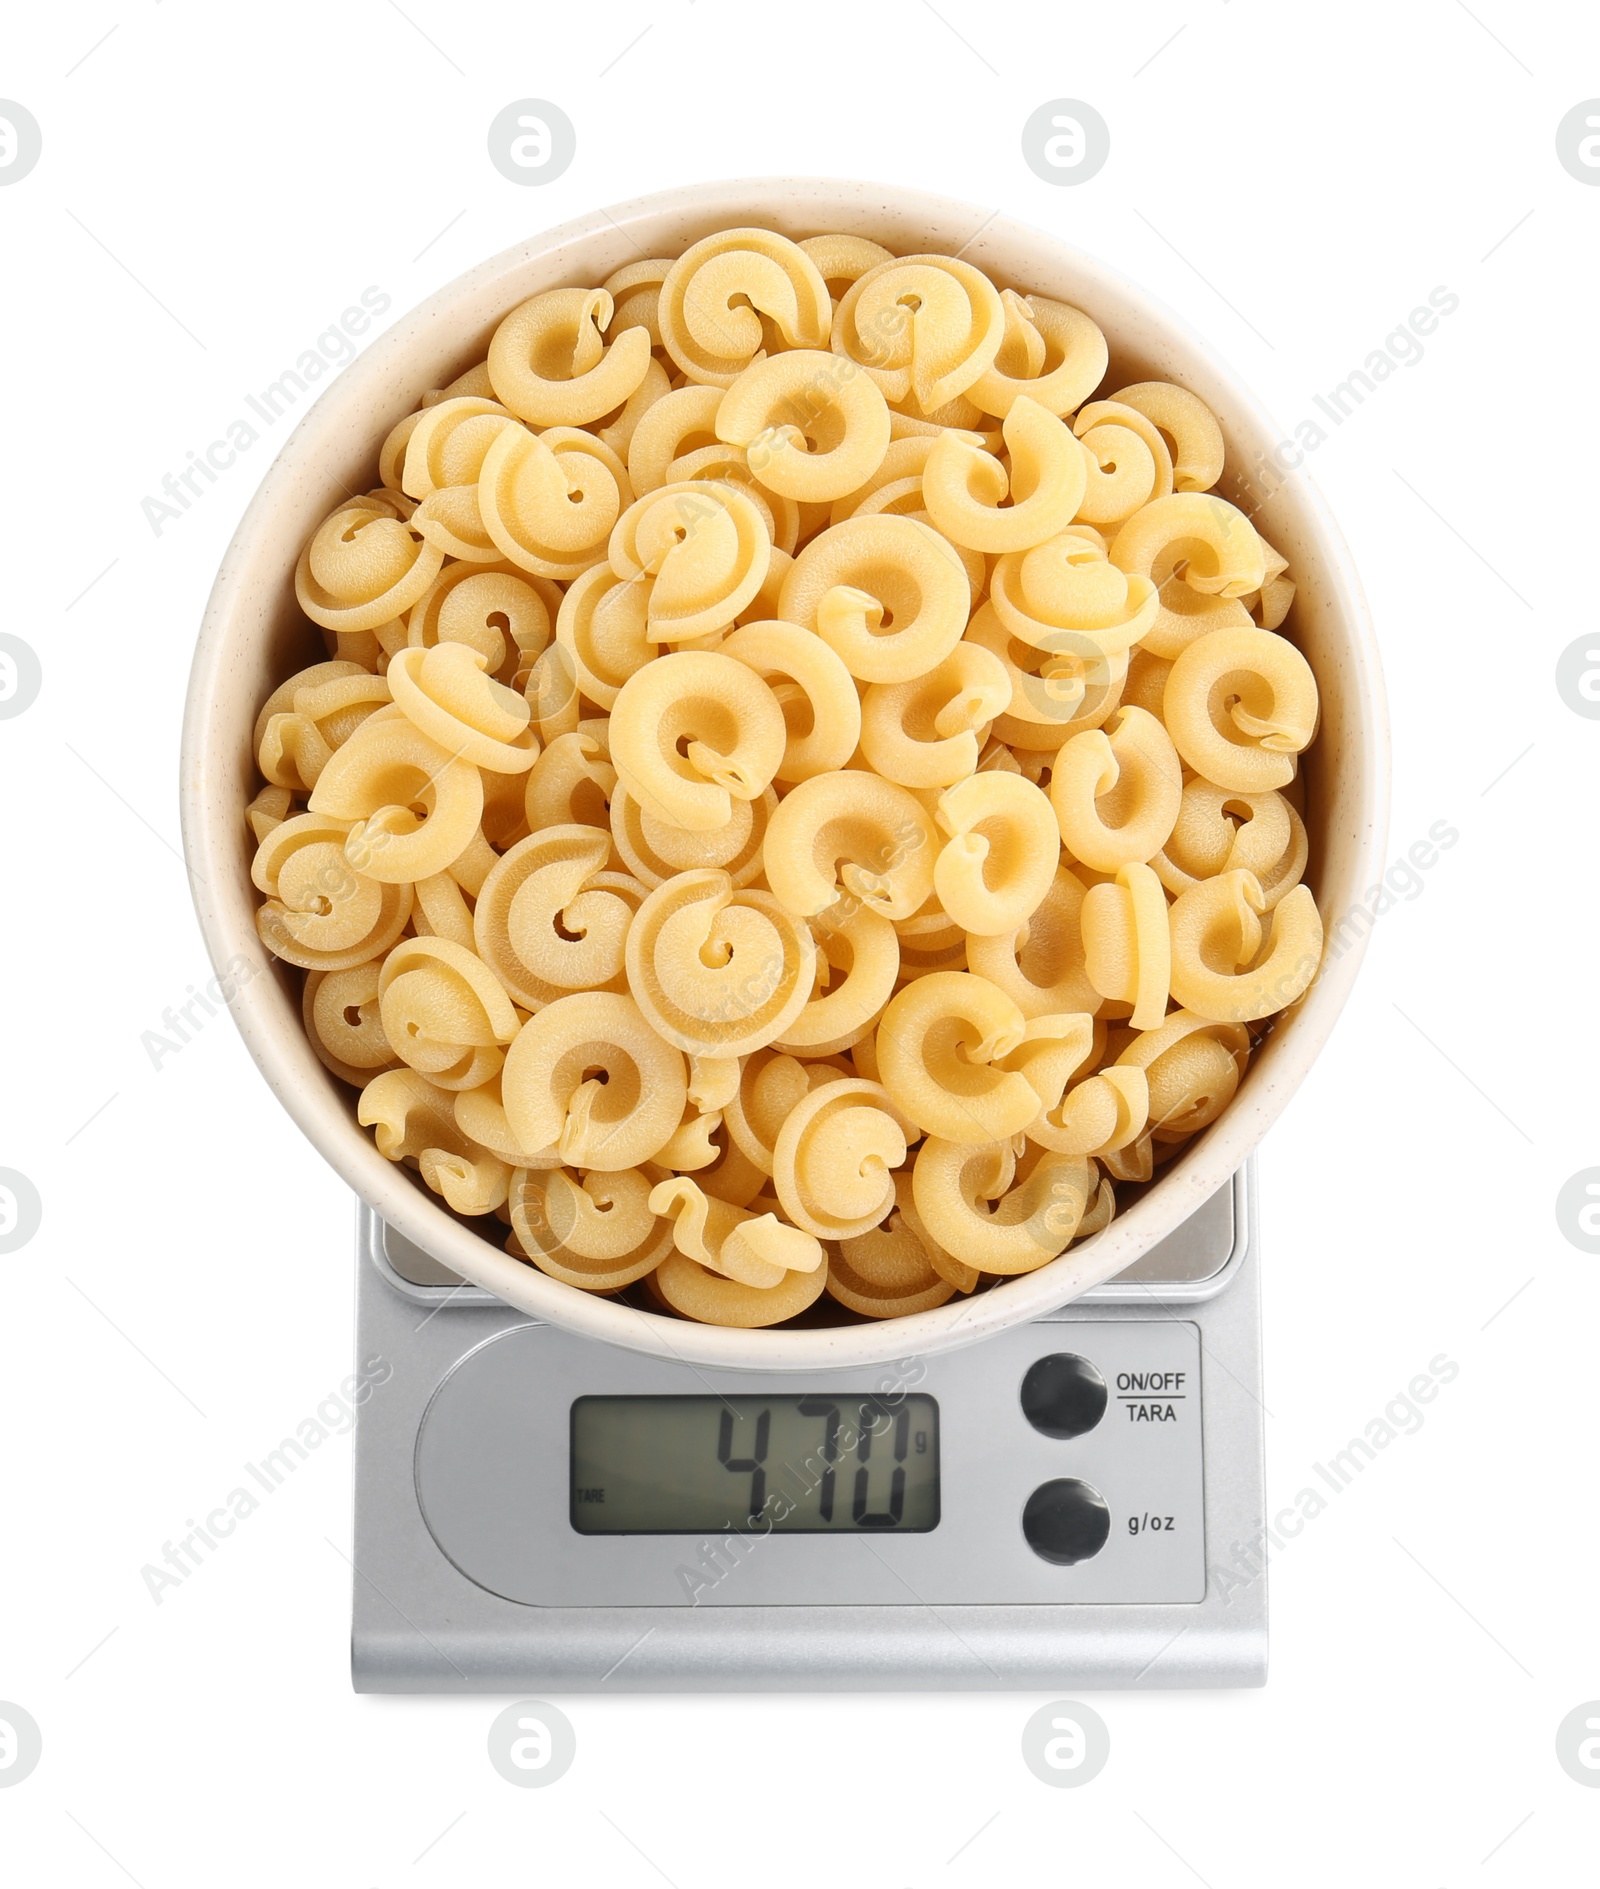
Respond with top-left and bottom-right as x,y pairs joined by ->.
351,1168 -> 1266,1692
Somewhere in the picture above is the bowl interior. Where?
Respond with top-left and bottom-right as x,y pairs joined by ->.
182,178 -> 1387,1372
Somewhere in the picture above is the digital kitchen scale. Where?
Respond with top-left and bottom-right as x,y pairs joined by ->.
351,1162 -> 1265,1692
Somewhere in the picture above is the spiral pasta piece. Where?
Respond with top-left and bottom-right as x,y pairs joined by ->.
968,291 -> 1109,419
523,730 -> 617,835
595,356 -> 672,461
1242,536 -> 1295,631
1115,1010 -> 1250,1142
290,696 -> 450,859
875,971 -> 1040,1143
609,650 -> 786,833
627,385 -> 724,494
295,496 -> 445,635
257,669 -> 392,792
625,868 -> 816,1056
358,1068 -> 510,1215
665,444 -> 798,552
1109,382 -> 1225,492
658,228 -> 832,386
828,1179 -> 958,1317
387,642 -> 538,772
998,1014 -> 1149,1157
488,286 -> 654,427
474,824 -> 645,1009
453,1072 -> 562,1167
724,1049 -> 848,1173
651,1243 -> 829,1326
989,528 -> 1158,659
1151,780 -> 1307,907
716,350 -> 892,502
780,514 -> 968,683
303,961 -> 399,1085
253,660 -> 369,758
965,864 -> 1100,1018
933,770 -> 1059,937
719,620 -> 861,781
859,642 -> 1011,789
770,1077 -> 910,1240
965,600 -> 1129,752
609,782 -> 774,889
553,563 -> 652,708
608,481 -> 771,641
1080,862 -> 1172,1030
648,1177 -> 825,1288
771,902 -> 900,1055
763,772 -> 938,921
887,1170 -> 979,1293
1167,871 -> 1322,1022
509,1165 -> 673,1291
1071,417 -> 1160,530
478,423 -> 628,581
377,936 -> 520,1092
409,562 -> 554,685
1162,625 -> 1319,792
799,232 -> 896,291
922,397 -> 1087,554
1049,705 -> 1182,872
252,814 -> 413,971
911,1136 -> 1093,1274
424,362 -> 498,407
413,868 -> 476,948
831,254 -> 1003,410
399,396 -> 525,561
1110,494 -> 1266,659
379,410 -> 425,493
501,991 -> 686,1170
1075,399 -> 1174,498
603,257 -> 673,346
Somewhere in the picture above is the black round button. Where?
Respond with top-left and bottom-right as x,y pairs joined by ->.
1022,1479 -> 1112,1566
1020,1352 -> 1107,1439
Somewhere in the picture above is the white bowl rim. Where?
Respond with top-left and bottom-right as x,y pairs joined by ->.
180,175 -> 1390,1373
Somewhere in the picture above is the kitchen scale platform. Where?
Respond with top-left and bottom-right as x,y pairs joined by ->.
351,1163 -> 1265,1692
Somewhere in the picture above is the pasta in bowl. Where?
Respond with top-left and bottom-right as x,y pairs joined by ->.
182,180 -> 1387,1371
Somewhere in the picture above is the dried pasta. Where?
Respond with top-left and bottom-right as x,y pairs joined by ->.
770,1076 -> 911,1240
624,868 -> 816,1056
250,221 -> 1328,1330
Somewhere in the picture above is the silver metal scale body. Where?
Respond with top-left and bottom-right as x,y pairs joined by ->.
351,1163 -> 1266,1692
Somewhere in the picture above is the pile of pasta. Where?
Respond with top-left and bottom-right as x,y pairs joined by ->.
247,227 -> 1323,1328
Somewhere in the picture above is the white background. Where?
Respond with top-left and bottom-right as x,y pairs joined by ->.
2,2 -> 1597,1882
